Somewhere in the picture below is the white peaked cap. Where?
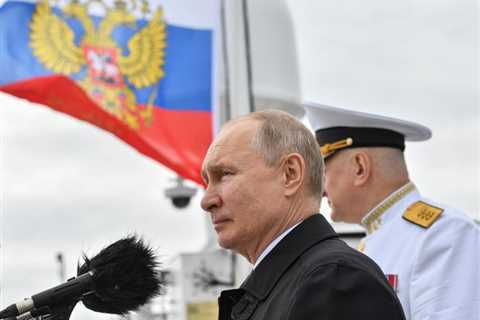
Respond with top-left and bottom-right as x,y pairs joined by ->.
305,102 -> 432,141
304,102 -> 432,158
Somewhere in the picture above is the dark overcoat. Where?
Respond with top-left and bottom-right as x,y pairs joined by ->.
218,214 -> 406,320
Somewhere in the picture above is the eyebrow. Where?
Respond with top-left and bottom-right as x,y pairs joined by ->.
201,162 -> 229,184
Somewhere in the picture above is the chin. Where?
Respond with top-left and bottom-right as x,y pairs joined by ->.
217,234 -> 235,250
217,235 -> 248,258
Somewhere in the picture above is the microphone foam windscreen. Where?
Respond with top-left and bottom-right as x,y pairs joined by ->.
77,235 -> 162,314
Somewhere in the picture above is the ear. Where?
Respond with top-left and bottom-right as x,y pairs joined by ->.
281,153 -> 305,196
351,151 -> 371,187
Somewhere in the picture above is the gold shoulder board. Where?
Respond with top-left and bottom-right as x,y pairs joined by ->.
403,201 -> 443,228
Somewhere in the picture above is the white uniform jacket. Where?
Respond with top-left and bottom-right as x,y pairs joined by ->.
360,182 -> 480,320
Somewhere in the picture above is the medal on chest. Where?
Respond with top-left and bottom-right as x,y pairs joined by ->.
385,274 -> 399,292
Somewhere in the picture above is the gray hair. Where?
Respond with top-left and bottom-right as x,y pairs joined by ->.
230,110 -> 324,198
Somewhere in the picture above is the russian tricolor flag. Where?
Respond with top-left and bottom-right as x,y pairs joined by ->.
0,0 -> 220,185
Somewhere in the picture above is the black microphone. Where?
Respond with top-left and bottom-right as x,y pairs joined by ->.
0,272 -> 94,319
0,235 -> 162,319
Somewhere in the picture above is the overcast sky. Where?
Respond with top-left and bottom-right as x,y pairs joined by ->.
1,0 -> 479,319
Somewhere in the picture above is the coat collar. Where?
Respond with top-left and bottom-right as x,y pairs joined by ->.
240,214 -> 338,300
361,182 -> 419,234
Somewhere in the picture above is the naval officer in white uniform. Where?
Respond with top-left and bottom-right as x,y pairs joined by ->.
305,103 -> 479,320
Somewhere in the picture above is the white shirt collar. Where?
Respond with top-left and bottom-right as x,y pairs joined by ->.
253,222 -> 300,269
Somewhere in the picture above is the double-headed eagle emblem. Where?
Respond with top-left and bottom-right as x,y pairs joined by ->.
30,0 -> 166,129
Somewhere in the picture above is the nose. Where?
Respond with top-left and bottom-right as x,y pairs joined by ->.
322,189 -> 328,198
201,188 -> 222,213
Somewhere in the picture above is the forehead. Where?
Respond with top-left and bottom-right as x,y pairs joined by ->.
203,120 -> 259,166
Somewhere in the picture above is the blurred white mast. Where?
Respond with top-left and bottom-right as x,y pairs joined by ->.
217,0 -> 303,123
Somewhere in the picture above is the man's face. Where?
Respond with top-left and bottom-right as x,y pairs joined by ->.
200,120 -> 284,259
323,151 -> 356,223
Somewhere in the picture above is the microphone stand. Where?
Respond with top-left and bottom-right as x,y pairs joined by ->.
16,302 -> 77,320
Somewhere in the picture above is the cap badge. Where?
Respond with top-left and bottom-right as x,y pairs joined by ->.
320,138 -> 353,157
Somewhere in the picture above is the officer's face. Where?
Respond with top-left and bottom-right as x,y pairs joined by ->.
200,119 -> 284,261
323,150 -> 357,223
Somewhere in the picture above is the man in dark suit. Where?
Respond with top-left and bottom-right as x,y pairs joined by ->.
200,110 -> 405,320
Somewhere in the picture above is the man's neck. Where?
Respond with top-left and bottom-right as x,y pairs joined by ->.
252,222 -> 300,269
357,179 -> 410,224
248,197 -> 318,264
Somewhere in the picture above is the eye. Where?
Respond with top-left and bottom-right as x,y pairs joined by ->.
220,170 -> 234,179
222,170 -> 233,176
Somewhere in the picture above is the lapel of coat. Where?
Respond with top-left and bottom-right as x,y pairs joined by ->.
218,288 -> 246,320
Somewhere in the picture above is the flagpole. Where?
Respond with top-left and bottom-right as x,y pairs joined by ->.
241,0 -> 255,114
220,0 -> 253,120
